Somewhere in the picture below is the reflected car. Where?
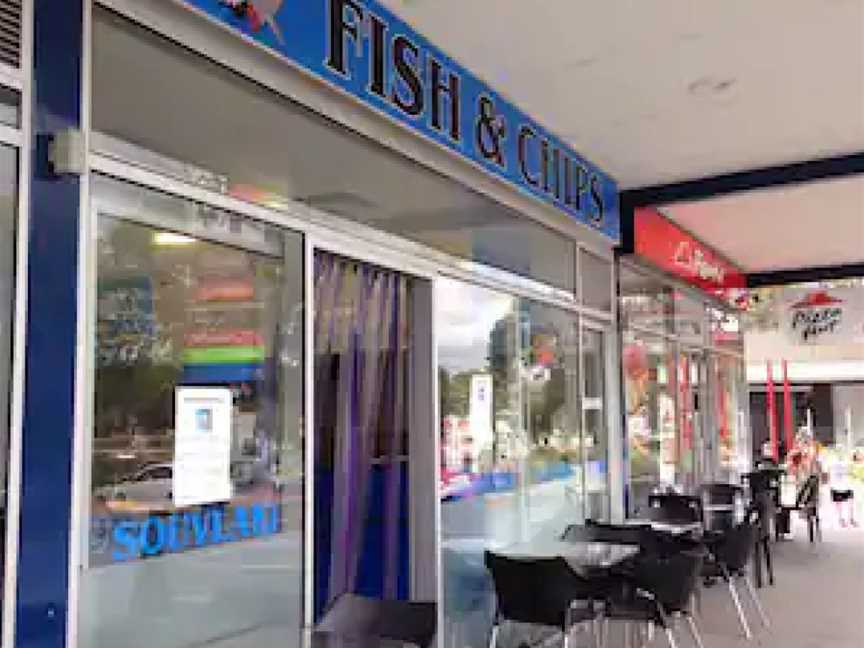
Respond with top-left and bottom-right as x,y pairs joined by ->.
97,463 -> 173,504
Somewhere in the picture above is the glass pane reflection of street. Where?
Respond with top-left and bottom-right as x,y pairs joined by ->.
437,277 -> 609,648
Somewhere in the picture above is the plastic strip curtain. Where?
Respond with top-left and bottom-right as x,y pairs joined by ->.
314,252 -> 410,605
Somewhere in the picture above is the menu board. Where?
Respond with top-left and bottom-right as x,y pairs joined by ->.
97,276 -> 159,366
174,386 -> 233,507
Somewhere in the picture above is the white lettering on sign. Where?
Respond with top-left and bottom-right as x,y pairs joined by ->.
673,241 -> 726,285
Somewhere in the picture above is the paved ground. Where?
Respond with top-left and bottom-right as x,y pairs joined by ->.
633,513 -> 864,648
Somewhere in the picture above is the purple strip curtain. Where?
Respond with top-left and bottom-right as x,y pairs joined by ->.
315,253 -> 410,604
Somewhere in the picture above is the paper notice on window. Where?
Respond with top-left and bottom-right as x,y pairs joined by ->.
174,387 -> 233,507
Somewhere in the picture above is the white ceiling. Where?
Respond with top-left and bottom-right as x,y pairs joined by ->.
662,176 -> 864,272
378,0 -> 864,189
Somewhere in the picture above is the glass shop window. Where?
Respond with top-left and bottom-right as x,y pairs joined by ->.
80,175 -> 304,648
618,263 -> 673,333
93,7 -> 577,295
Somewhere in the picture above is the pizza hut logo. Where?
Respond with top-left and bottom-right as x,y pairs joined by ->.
673,241 -> 726,285
219,1 -> 285,44
789,291 -> 844,342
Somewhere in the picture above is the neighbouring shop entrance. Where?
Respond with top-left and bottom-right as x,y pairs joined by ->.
56,3 -> 620,647
620,207 -> 749,517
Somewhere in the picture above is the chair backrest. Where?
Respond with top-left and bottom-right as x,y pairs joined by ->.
750,490 -> 775,538
484,551 -> 596,629
700,482 -> 743,505
318,593 -> 437,648
712,518 -> 756,573
796,475 -> 820,509
647,493 -> 703,523
633,550 -> 704,613
744,469 -> 781,495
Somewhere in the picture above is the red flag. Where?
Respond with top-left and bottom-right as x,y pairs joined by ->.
681,356 -> 692,451
766,360 -> 778,461
782,360 -> 794,458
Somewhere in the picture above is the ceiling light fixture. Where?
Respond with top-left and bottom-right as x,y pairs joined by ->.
153,232 -> 197,246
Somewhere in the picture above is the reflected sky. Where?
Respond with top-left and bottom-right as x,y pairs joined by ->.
435,276 -> 516,373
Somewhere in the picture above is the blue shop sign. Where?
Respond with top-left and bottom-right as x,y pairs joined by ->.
181,0 -> 620,242
111,502 -> 280,561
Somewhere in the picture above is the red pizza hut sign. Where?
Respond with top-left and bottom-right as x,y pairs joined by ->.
634,207 -> 746,304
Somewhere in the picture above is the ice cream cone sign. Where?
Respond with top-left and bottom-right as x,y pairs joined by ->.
219,1 -> 285,45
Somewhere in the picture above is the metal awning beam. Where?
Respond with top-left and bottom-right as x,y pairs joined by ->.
620,151 -> 864,207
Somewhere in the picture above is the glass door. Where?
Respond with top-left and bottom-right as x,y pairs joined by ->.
436,278 -> 586,648
582,324 -> 609,521
81,176 -> 305,648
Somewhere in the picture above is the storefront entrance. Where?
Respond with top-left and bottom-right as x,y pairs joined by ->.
312,252 -> 421,618
13,3 -> 621,647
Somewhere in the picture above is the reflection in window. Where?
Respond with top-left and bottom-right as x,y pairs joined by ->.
0,145 -> 16,634
624,332 -> 677,516
618,263 -> 673,332
437,278 -> 608,648
673,291 -> 705,344
580,249 -> 613,312
709,308 -> 744,354
715,354 -> 745,476
521,303 -> 583,529
582,328 -> 608,520
82,179 -> 304,648
677,352 -> 704,492
93,8 -> 577,294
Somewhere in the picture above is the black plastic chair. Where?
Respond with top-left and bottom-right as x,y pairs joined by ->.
702,510 -> 770,640
779,475 -> 821,543
317,593 -> 437,648
699,482 -> 743,533
603,550 -> 706,648
750,490 -> 775,588
484,551 -> 602,648
647,493 -> 703,524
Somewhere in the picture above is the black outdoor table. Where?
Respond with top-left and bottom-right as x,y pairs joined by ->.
308,630 -> 416,648
500,537 -> 640,572
621,518 -> 703,537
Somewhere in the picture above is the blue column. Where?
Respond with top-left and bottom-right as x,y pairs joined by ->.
16,1 -> 84,646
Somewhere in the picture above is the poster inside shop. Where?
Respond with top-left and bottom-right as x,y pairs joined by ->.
783,286 -> 864,345
469,374 -> 494,450
174,387 -> 233,507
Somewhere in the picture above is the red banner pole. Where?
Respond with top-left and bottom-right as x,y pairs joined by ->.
782,360 -> 794,459
766,360 -> 778,461
682,356 -> 691,451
